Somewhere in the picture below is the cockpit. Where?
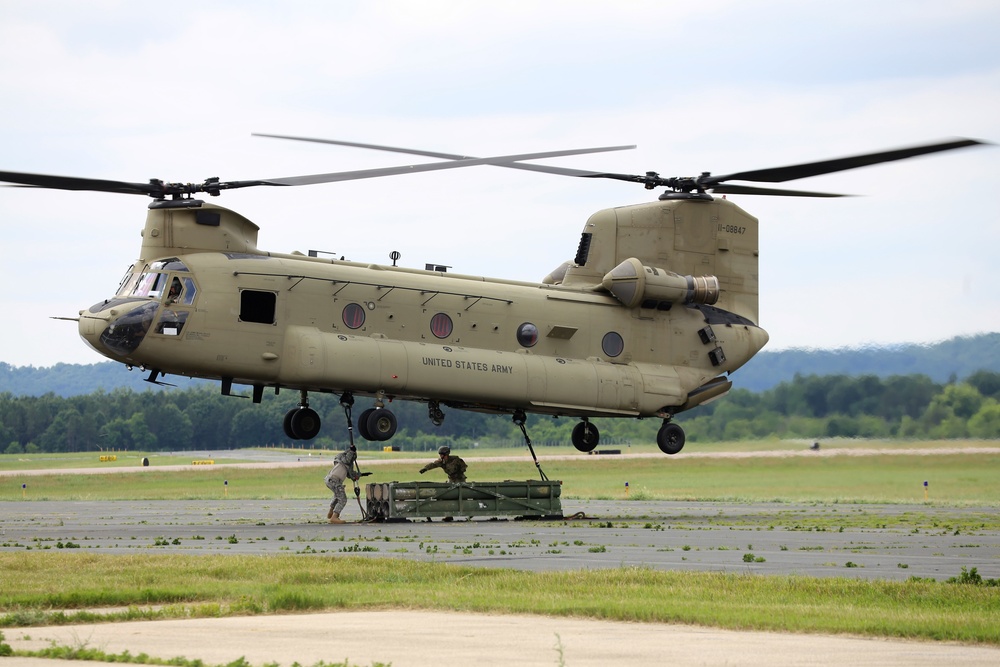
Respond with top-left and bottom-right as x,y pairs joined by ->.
84,258 -> 199,357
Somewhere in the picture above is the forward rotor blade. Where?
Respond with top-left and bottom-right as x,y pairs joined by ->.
259,145 -> 635,186
0,170 -> 157,195
253,133 -> 628,179
705,138 -> 987,185
0,145 -> 633,198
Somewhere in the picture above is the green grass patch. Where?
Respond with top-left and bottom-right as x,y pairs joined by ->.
5,450 -> 1000,506
0,552 -> 997,644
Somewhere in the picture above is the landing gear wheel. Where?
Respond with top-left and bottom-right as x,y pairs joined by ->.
283,409 -> 298,440
289,407 -> 321,440
657,422 -> 685,455
571,421 -> 600,452
356,408 -> 376,441
366,408 -> 397,441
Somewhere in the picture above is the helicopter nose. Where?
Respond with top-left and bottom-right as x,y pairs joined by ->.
749,325 -> 769,355
78,298 -> 159,358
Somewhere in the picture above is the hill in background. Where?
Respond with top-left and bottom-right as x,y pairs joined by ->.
2,333 -> 998,398
734,333 -> 1000,393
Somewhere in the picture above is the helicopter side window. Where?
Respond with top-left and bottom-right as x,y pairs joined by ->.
342,303 -> 365,329
240,290 -> 277,324
430,313 -> 453,339
516,322 -> 539,348
602,331 -> 624,358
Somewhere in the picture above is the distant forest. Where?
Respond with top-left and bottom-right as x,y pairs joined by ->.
3,334 -> 999,398
3,334 -> 999,453
3,370 -> 1000,455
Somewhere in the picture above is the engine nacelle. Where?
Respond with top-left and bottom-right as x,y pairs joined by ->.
602,257 -> 720,309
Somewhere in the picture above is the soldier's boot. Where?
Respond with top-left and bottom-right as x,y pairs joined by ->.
328,512 -> 346,524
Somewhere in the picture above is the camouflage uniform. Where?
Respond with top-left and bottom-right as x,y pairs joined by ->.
325,446 -> 357,517
419,453 -> 467,483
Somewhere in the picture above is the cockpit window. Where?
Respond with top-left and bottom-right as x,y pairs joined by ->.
150,258 -> 189,272
116,268 -> 140,297
180,277 -> 197,305
132,272 -> 167,298
165,277 -> 183,303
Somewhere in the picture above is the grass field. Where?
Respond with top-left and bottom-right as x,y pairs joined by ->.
3,441 -> 1000,505
2,440 -> 999,657
1,552 -> 998,645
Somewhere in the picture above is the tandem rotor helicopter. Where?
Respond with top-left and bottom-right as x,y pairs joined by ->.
0,135 -> 986,460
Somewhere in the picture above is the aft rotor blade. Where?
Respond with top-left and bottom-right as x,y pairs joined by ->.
705,138 -> 987,185
260,145 -> 635,186
710,184 -> 849,197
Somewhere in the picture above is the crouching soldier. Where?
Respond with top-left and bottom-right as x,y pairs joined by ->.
325,444 -> 358,524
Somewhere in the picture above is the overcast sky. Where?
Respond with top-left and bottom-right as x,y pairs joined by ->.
1,0 -> 997,368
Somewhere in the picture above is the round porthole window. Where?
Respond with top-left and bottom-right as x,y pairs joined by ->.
342,303 -> 365,329
430,312 -> 453,339
602,331 -> 624,357
516,322 -> 539,348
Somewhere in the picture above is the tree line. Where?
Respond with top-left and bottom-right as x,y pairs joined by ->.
2,371 -> 1000,455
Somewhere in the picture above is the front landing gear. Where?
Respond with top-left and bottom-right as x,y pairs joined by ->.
656,420 -> 685,455
284,390 -> 321,440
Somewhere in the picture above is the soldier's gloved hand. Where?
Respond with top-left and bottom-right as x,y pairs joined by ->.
419,469 -> 425,474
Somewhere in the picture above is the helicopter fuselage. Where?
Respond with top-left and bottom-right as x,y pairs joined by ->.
77,199 -> 768,449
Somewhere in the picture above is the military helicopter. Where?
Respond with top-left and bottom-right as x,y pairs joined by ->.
0,136 -> 985,461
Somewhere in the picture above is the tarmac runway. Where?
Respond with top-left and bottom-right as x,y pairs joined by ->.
2,498 -> 998,581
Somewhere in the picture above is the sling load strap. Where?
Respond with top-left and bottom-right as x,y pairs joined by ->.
515,419 -> 549,482
340,395 -> 374,522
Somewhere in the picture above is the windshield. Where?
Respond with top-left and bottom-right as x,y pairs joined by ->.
132,271 -> 167,298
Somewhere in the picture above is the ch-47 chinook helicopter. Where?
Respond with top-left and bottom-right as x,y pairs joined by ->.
0,135 -> 986,462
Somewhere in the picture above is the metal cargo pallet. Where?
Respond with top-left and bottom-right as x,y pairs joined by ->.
365,480 -> 562,521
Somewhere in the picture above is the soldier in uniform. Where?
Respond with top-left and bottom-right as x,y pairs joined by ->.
419,445 -> 467,483
324,444 -> 358,524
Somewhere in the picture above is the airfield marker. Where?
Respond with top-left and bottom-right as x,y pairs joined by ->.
625,481 -> 629,498
224,480 -> 228,498
21,483 -> 26,499
924,480 -> 929,501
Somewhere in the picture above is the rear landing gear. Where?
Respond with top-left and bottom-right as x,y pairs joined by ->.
656,420 -> 685,455
362,407 -> 397,441
356,391 -> 398,442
